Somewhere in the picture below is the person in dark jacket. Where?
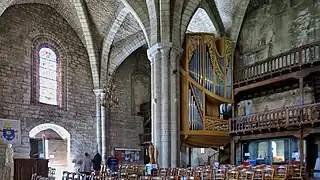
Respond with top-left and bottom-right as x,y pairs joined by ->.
92,152 -> 102,172
107,151 -> 118,174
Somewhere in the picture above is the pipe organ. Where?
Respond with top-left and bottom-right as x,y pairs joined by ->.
181,33 -> 233,147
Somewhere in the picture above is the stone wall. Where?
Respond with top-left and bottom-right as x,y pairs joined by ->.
0,4 -> 96,162
110,47 -> 150,151
190,148 -> 218,166
237,87 -> 314,116
238,0 -> 320,67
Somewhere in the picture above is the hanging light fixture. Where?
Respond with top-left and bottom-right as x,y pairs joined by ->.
101,76 -> 119,107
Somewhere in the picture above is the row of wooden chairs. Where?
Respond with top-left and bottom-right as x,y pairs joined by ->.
31,173 -> 50,180
59,164 -> 304,180
48,167 -> 56,176
213,164 -> 304,180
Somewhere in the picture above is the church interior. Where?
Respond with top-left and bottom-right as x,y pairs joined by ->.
0,0 -> 320,179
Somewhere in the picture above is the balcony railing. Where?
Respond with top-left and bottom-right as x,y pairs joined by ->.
230,103 -> 320,134
234,41 -> 320,85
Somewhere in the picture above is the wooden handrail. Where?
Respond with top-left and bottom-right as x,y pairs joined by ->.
234,41 -> 320,84
230,103 -> 320,134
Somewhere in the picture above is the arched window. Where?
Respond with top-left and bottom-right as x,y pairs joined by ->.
38,46 -> 59,105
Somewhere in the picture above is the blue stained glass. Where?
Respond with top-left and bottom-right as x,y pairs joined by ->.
38,47 -> 58,105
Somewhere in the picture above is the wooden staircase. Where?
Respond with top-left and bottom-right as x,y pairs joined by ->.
218,142 -> 231,164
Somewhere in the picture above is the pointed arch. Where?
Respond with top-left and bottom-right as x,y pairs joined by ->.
108,31 -> 147,76
119,0 -> 150,46
187,8 -> 217,33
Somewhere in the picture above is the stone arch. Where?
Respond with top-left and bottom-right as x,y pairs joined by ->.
29,123 -> 71,169
109,32 -> 147,76
0,2 -> 100,89
119,0 -> 150,46
0,1 -> 84,45
31,35 -> 69,108
187,8 -> 217,33
146,0 -> 158,45
230,0 -> 250,45
180,0 -> 202,43
100,6 -> 130,84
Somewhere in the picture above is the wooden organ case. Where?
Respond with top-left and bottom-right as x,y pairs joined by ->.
181,33 -> 233,147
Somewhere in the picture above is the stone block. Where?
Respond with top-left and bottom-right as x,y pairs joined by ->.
0,4 -> 96,160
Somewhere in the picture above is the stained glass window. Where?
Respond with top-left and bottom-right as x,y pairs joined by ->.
38,47 -> 58,105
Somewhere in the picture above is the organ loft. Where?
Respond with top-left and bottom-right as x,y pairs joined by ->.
1,0 -> 320,179
181,33 -> 233,147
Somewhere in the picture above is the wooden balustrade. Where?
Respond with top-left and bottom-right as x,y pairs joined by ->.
196,116 -> 229,132
234,42 -> 320,85
230,103 -> 320,134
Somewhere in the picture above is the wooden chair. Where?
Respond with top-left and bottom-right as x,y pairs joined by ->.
227,170 -> 239,180
263,168 -> 274,180
126,166 -> 139,180
213,169 -> 226,180
291,164 -> 303,180
193,167 -> 202,180
166,168 -> 177,180
31,173 -> 37,180
244,171 -> 255,180
203,167 -> 213,180
239,169 -> 247,180
273,166 -> 287,180
254,168 -> 264,180
182,168 -> 194,180
176,168 -> 185,180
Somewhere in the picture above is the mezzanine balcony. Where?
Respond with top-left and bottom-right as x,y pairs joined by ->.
229,103 -> 320,134
234,41 -> 320,87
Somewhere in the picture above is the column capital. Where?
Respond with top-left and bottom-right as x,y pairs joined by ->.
147,42 -> 173,62
93,89 -> 104,96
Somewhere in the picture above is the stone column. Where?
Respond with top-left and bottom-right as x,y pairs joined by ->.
149,54 -> 155,144
147,46 -> 161,164
170,47 -> 183,167
101,91 -> 106,164
160,45 -> 171,168
230,139 -> 235,164
93,89 -> 102,155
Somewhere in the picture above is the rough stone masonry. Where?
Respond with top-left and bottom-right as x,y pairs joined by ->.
0,4 -> 96,162
236,0 -> 320,113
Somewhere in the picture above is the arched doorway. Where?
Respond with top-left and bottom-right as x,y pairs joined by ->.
29,123 -> 71,177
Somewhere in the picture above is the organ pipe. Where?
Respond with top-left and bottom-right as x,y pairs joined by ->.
183,33 -> 233,131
